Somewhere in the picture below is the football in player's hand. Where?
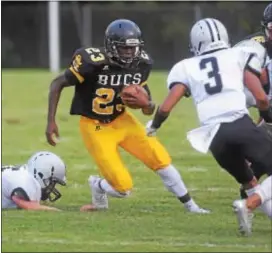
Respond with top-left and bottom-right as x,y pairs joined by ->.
121,85 -> 149,109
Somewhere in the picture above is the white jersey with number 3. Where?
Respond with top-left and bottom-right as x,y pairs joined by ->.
2,166 -> 42,209
167,47 -> 262,126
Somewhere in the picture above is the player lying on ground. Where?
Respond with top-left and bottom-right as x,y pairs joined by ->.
46,19 -> 209,214
2,151 -> 66,211
146,18 -> 272,236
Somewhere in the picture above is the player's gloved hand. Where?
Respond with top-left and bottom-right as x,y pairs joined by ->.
46,121 -> 60,146
146,120 -> 157,136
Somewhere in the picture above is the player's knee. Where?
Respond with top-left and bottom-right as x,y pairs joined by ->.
152,160 -> 172,171
115,190 -> 131,198
112,175 -> 133,196
148,154 -> 172,171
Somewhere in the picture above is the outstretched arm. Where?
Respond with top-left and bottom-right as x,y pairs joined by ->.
47,74 -> 72,123
151,83 -> 188,129
12,196 -> 60,211
46,73 -> 73,146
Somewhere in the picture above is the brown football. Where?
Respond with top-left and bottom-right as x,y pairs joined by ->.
121,85 -> 149,109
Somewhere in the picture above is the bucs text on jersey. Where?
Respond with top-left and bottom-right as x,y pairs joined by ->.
64,47 -> 153,123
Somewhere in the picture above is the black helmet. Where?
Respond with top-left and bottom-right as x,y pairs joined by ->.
104,19 -> 144,65
261,3 -> 272,41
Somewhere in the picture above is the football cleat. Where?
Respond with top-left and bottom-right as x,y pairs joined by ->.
187,206 -> 211,214
88,175 -> 108,210
232,199 -> 253,236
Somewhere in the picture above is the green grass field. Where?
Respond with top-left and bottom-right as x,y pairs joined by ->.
2,70 -> 271,252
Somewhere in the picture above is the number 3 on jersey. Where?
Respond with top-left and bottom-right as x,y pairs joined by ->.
200,57 -> 223,95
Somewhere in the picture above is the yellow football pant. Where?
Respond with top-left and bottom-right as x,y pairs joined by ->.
79,111 -> 171,192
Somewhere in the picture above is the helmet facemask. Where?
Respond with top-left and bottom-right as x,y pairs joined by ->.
41,177 -> 66,202
262,21 -> 272,42
106,38 -> 143,65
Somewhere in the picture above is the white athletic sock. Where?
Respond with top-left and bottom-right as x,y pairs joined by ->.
157,164 -> 198,209
245,185 -> 261,197
246,178 -> 272,218
99,178 -> 130,198
255,176 -> 272,218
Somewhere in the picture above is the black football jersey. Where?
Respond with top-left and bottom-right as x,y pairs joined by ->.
64,47 -> 153,123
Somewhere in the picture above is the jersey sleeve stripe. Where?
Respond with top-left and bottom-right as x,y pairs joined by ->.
140,81 -> 147,86
69,66 -> 85,83
245,53 -> 261,77
246,65 -> 261,78
11,187 -> 30,201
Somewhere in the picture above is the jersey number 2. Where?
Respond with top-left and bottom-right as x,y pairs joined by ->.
200,57 -> 223,95
92,88 -> 124,115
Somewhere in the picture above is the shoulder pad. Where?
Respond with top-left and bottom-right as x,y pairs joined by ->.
244,32 -> 266,45
139,50 -> 153,65
250,36 -> 266,44
233,39 -> 266,67
75,47 -> 108,66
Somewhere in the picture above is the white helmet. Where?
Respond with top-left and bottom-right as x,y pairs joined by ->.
190,18 -> 230,56
234,39 -> 267,68
27,151 -> 66,202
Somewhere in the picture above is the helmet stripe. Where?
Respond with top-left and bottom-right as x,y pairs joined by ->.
204,19 -> 215,42
211,19 -> 221,40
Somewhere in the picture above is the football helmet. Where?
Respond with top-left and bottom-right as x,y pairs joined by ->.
262,3 -> 272,41
190,18 -> 229,56
104,19 -> 144,65
261,3 -> 272,57
26,151 -> 66,202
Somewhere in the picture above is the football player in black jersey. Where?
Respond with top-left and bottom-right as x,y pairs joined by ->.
46,19 -> 209,213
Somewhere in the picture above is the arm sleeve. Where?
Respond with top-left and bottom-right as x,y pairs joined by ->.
11,187 -> 30,201
237,47 -> 262,77
8,173 -> 42,202
167,61 -> 190,93
140,61 -> 152,87
64,49 -> 95,86
140,61 -> 153,99
142,84 -> 152,100
245,54 -> 262,77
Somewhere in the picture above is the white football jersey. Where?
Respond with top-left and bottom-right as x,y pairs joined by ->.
234,39 -> 271,107
167,47 -> 262,126
2,165 -> 42,209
